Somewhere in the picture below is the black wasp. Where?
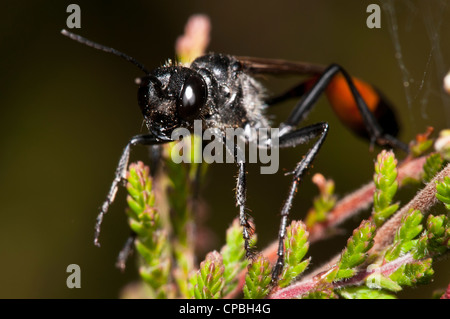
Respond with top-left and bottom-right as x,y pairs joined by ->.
62,29 -> 408,283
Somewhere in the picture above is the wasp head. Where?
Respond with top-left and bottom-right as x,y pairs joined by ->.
137,67 -> 208,141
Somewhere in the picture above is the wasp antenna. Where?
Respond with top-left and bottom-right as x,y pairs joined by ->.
61,29 -> 150,75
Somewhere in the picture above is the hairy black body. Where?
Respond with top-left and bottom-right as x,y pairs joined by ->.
138,54 -> 269,141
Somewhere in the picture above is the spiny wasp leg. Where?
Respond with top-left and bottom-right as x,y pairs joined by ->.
116,232 -> 137,271
270,122 -> 329,283
236,161 -> 256,258
94,134 -> 169,247
225,138 -> 255,259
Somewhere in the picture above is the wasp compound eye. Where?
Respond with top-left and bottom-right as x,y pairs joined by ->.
177,73 -> 207,121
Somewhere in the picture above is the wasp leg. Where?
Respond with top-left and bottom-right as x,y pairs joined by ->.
270,64 -> 408,152
94,134 -> 169,247
222,135 -> 255,259
148,144 -> 163,178
270,122 -> 329,284
236,161 -> 257,258
233,150 -> 255,259
116,231 -> 136,271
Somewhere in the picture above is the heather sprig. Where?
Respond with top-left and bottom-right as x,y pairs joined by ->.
220,219 -> 250,295
372,150 -> 399,227
188,251 -> 225,299
436,176 -> 450,211
423,153 -> 444,183
305,174 -> 336,229
333,220 -> 376,281
243,254 -> 272,299
125,162 -> 173,298
278,221 -> 310,288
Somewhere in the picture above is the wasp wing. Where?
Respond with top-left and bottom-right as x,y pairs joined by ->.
236,56 -> 326,106
236,56 -> 326,76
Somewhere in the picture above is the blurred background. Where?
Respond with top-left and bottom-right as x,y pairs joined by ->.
0,0 -> 449,298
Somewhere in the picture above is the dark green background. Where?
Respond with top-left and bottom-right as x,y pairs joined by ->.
1,0 -> 449,298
